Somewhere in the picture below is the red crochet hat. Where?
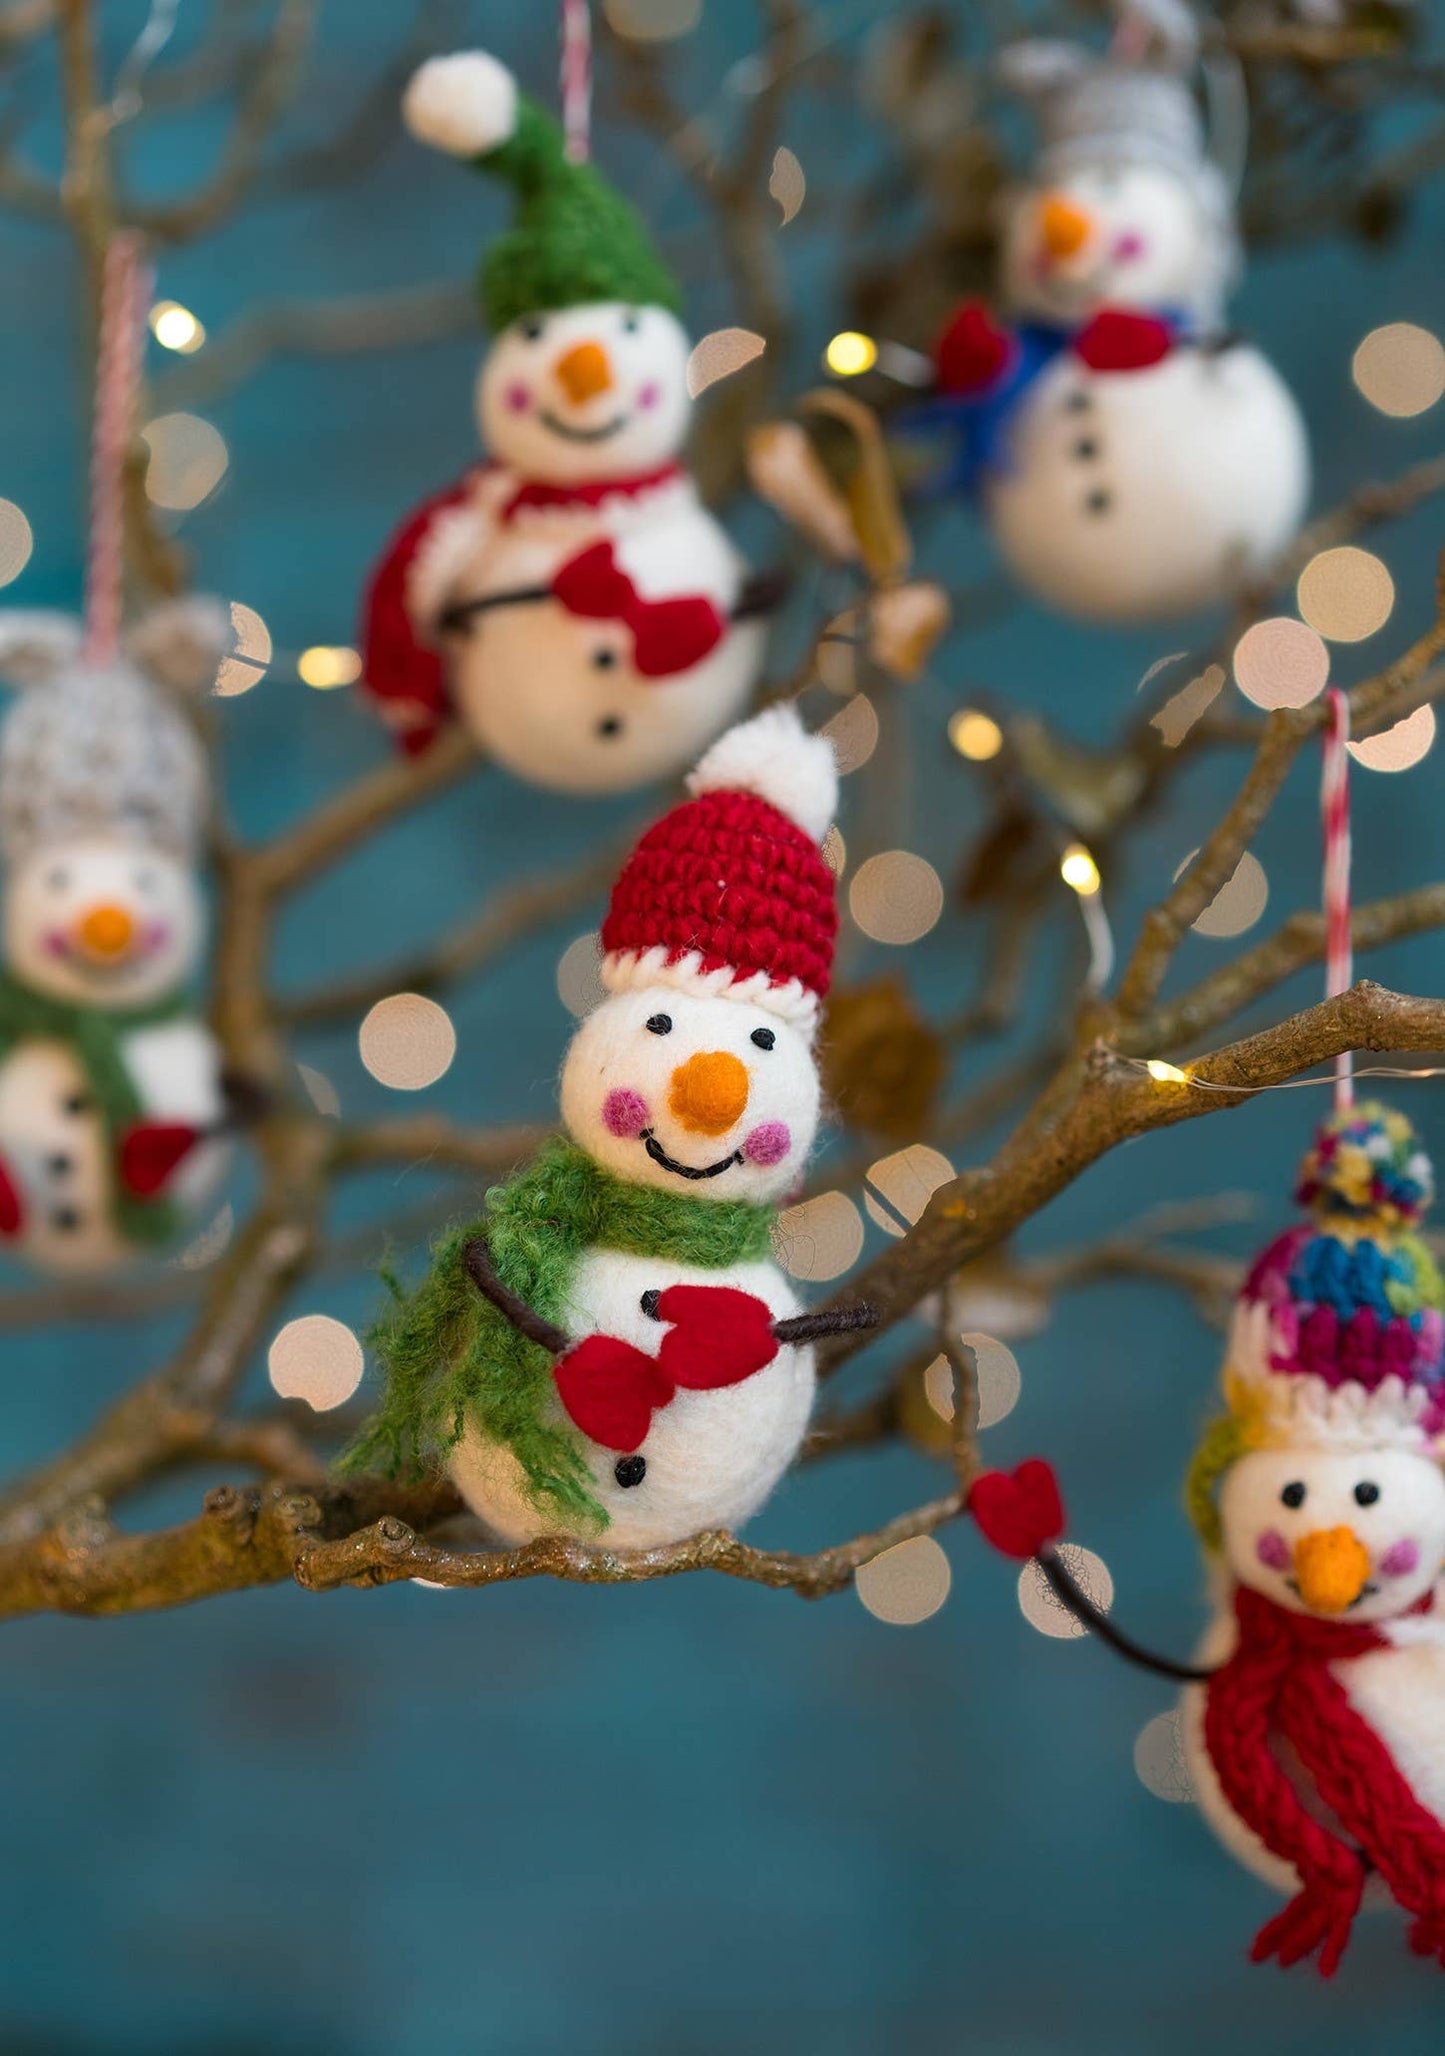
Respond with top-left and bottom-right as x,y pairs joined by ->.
600,704 -> 839,1033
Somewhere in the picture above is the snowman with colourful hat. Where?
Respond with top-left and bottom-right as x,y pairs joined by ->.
345,705 -> 873,1549
920,0 -> 1308,622
0,607 -> 231,1273
360,49 -> 771,795
972,1105 -> 1445,1976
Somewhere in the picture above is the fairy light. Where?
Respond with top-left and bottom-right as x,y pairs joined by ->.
267,1315 -> 365,1411
1146,1059 -> 1189,1085
685,327 -> 766,398
148,299 -> 205,353
848,850 -> 944,945
0,499 -> 33,587
825,331 -> 878,377
855,1535 -> 952,1625
359,993 -> 457,1091
1059,843 -> 1101,896
949,708 -> 1004,761
769,145 -> 805,225
1352,323 -> 1445,418
298,644 -> 362,689
141,411 -> 228,511
1019,1545 -> 1113,1639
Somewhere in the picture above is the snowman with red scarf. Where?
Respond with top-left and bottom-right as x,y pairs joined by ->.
972,1106 -> 1445,1977
360,50 -> 767,794
922,0 -> 1308,622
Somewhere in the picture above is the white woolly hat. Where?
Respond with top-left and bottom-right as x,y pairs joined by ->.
0,644 -> 209,867
598,704 -> 840,1032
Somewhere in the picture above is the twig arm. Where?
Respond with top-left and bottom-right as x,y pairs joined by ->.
462,1238 -> 571,1356
1035,1547 -> 1214,1684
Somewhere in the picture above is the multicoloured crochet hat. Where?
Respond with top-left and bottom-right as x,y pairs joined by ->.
1222,1105 -> 1445,1454
402,50 -> 682,334
599,705 -> 838,1034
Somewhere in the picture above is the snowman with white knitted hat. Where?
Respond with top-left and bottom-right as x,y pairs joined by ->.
0,606 -> 230,1273
360,49 -> 768,794
346,705 -> 871,1550
926,0 -> 1308,622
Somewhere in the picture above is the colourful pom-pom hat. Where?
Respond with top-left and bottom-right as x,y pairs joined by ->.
1222,1105 -> 1444,1454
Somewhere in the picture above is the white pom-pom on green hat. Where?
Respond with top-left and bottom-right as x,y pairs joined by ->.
403,51 -> 519,159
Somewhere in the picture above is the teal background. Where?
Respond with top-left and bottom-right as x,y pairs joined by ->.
2,3 -> 1445,2049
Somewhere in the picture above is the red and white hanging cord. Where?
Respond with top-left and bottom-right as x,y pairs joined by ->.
83,230 -> 153,666
560,0 -> 592,164
1321,685 -> 1354,1111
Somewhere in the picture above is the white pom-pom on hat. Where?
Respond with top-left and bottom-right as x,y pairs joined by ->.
687,702 -> 838,845
403,52 -> 519,159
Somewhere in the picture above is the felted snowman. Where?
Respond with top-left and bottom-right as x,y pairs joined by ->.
346,705 -> 869,1550
973,1106 -> 1445,1977
359,50 -> 768,795
921,0 -> 1309,622
0,606 -> 230,1273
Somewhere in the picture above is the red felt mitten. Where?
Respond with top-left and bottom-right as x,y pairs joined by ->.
0,1153 -> 23,1237
654,1284 -> 781,1391
552,542 -> 725,679
934,301 -> 1015,396
970,1459 -> 1067,1560
1073,309 -> 1174,373
118,1121 -> 203,1199
553,1334 -> 677,1455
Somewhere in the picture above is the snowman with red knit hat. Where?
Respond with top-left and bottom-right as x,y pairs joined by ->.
346,705 -> 872,1549
359,49 -> 768,795
921,0 -> 1308,622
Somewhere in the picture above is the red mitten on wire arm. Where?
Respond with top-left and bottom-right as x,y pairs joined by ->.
0,1153 -> 22,1236
970,1459 -> 1067,1560
935,301 -> 1015,395
118,1121 -> 203,1199
654,1284 -> 781,1391
1073,309 -> 1174,373
553,1335 -> 676,1455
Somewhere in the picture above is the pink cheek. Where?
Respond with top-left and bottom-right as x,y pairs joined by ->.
637,381 -> 661,411
1380,1538 -> 1421,1578
1256,1530 -> 1291,1572
1112,232 -> 1145,263
43,932 -> 68,958
144,921 -> 171,952
602,1088 -> 649,1140
742,1121 -> 790,1167
503,382 -> 532,414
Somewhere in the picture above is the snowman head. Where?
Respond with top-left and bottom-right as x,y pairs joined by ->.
0,609 -> 216,1006
478,300 -> 692,484
560,985 -> 821,1205
1219,1444 -> 1445,1625
3,836 -> 203,1006
403,53 -> 691,482
565,702 -> 840,1199
997,11 -> 1237,327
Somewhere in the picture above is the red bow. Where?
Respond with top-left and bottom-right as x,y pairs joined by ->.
551,541 -> 726,679
553,1284 -> 780,1453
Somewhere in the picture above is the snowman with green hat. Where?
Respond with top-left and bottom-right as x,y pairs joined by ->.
360,50 -> 770,795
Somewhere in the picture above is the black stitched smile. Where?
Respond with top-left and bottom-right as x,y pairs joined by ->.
640,1127 -> 742,1181
540,410 -> 630,442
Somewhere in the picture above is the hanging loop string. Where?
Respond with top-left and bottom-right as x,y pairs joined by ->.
560,0 -> 592,163
1321,685 -> 1354,1111
83,230 -> 152,666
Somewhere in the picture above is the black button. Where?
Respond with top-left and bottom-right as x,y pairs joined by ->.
640,1290 -> 662,1319
596,715 -> 623,738
1064,389 -> 1092,411
1084,489 -> 1112,515
1073,438 -> 1099,460
50,1207 -> 81,1232
592,648 -> 619,670
46,1154 -> 73,1178
615,1455 -> 647,1489
62,1094 -> 92,1117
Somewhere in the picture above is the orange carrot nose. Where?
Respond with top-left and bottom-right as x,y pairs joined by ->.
1294,1525 -> 1372,1614
1038,192 -> 1094,260
668,1050 -> 750,1136
77,902 -> 135,961
554,340 -> 613,405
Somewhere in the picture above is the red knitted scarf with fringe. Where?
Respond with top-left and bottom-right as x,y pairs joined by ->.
1204,1583 -> 1445,1976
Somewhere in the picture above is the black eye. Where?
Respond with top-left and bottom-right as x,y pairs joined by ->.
519,315 -> 545,342
596,715 -> 623,739
646,1013 -> 672,1036
750,1026 -> 775,1050
591,647 -> 619,670
1354,1481 -> 1381,1508
46,866 -> 68,890
621,310 -> 640,334
1281,1481 -> 1307,1510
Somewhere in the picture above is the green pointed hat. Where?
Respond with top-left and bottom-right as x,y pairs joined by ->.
403,51 -> 683,334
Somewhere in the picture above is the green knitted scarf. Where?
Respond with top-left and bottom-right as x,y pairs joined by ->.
341,1135 -> 777,1533
0,973 -> 186,1247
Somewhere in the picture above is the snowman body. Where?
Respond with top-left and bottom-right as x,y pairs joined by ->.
437,468 -> 761,793
1181,1586 -> 1445,1902
451,1247 -> 814,1548
986,342 -> 1308,622
0,1014 -> 226,1273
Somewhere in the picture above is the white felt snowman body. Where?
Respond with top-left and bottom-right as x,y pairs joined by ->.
362,57 -> 766,792
985,340 -> 1308,622
1179,1440 -> 1445,1899
453,1248 -> 813,1548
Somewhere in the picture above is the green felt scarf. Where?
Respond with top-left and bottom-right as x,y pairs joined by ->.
341,1135 -> 778,1533
0,973 -> 186,1247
